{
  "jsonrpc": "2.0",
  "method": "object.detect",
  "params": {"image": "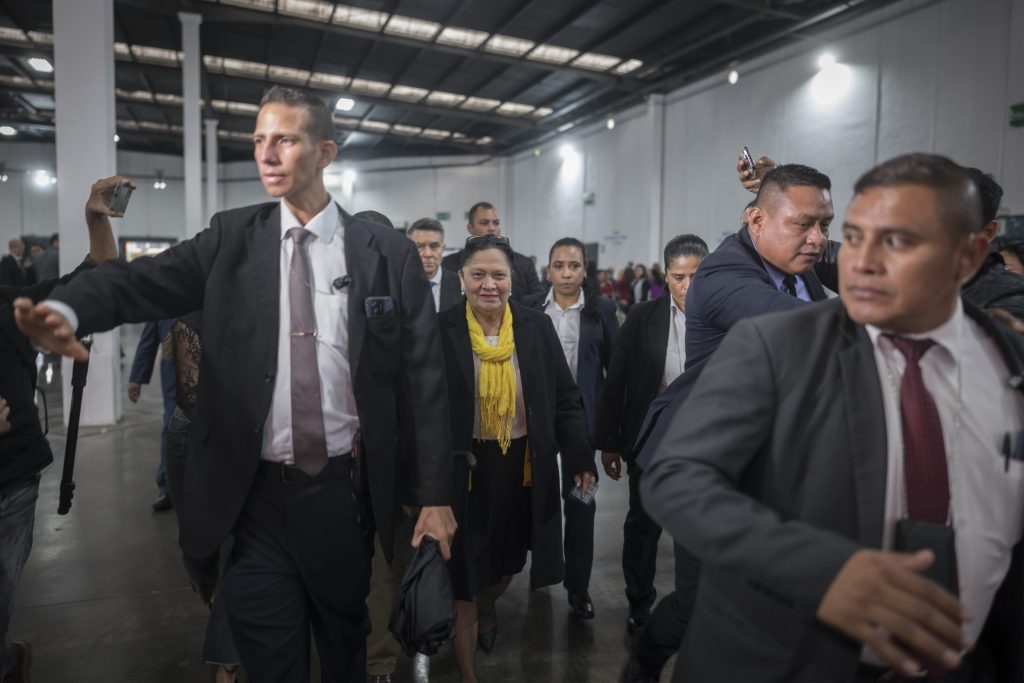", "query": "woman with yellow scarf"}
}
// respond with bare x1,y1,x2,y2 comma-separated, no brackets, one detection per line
438,236,597,683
